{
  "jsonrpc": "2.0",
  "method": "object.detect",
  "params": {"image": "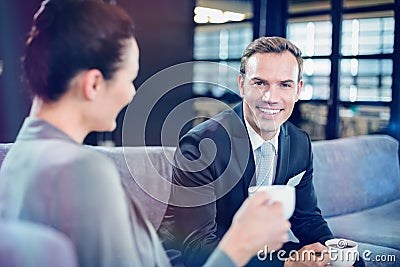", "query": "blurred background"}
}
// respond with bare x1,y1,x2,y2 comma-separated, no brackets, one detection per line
0,0,399,147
